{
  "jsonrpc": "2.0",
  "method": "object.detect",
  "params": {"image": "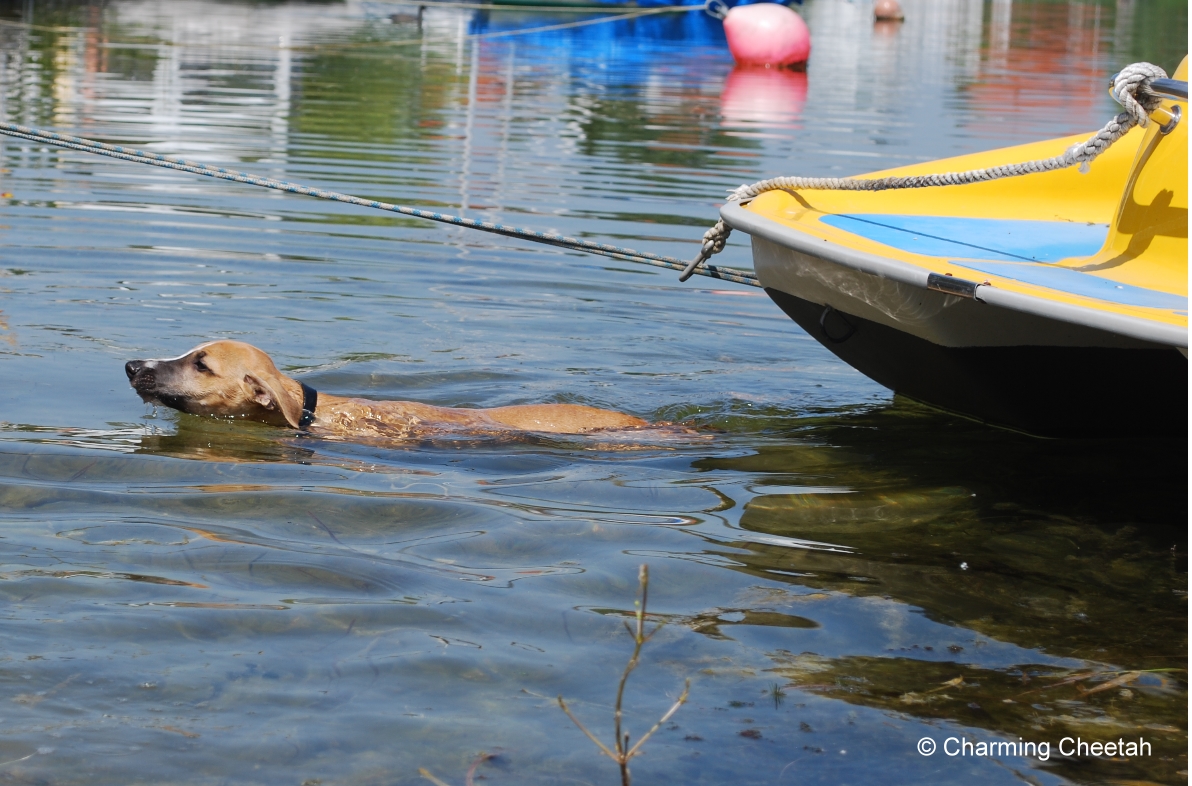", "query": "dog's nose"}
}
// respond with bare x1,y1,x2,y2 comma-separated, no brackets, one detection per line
125,360,144,380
